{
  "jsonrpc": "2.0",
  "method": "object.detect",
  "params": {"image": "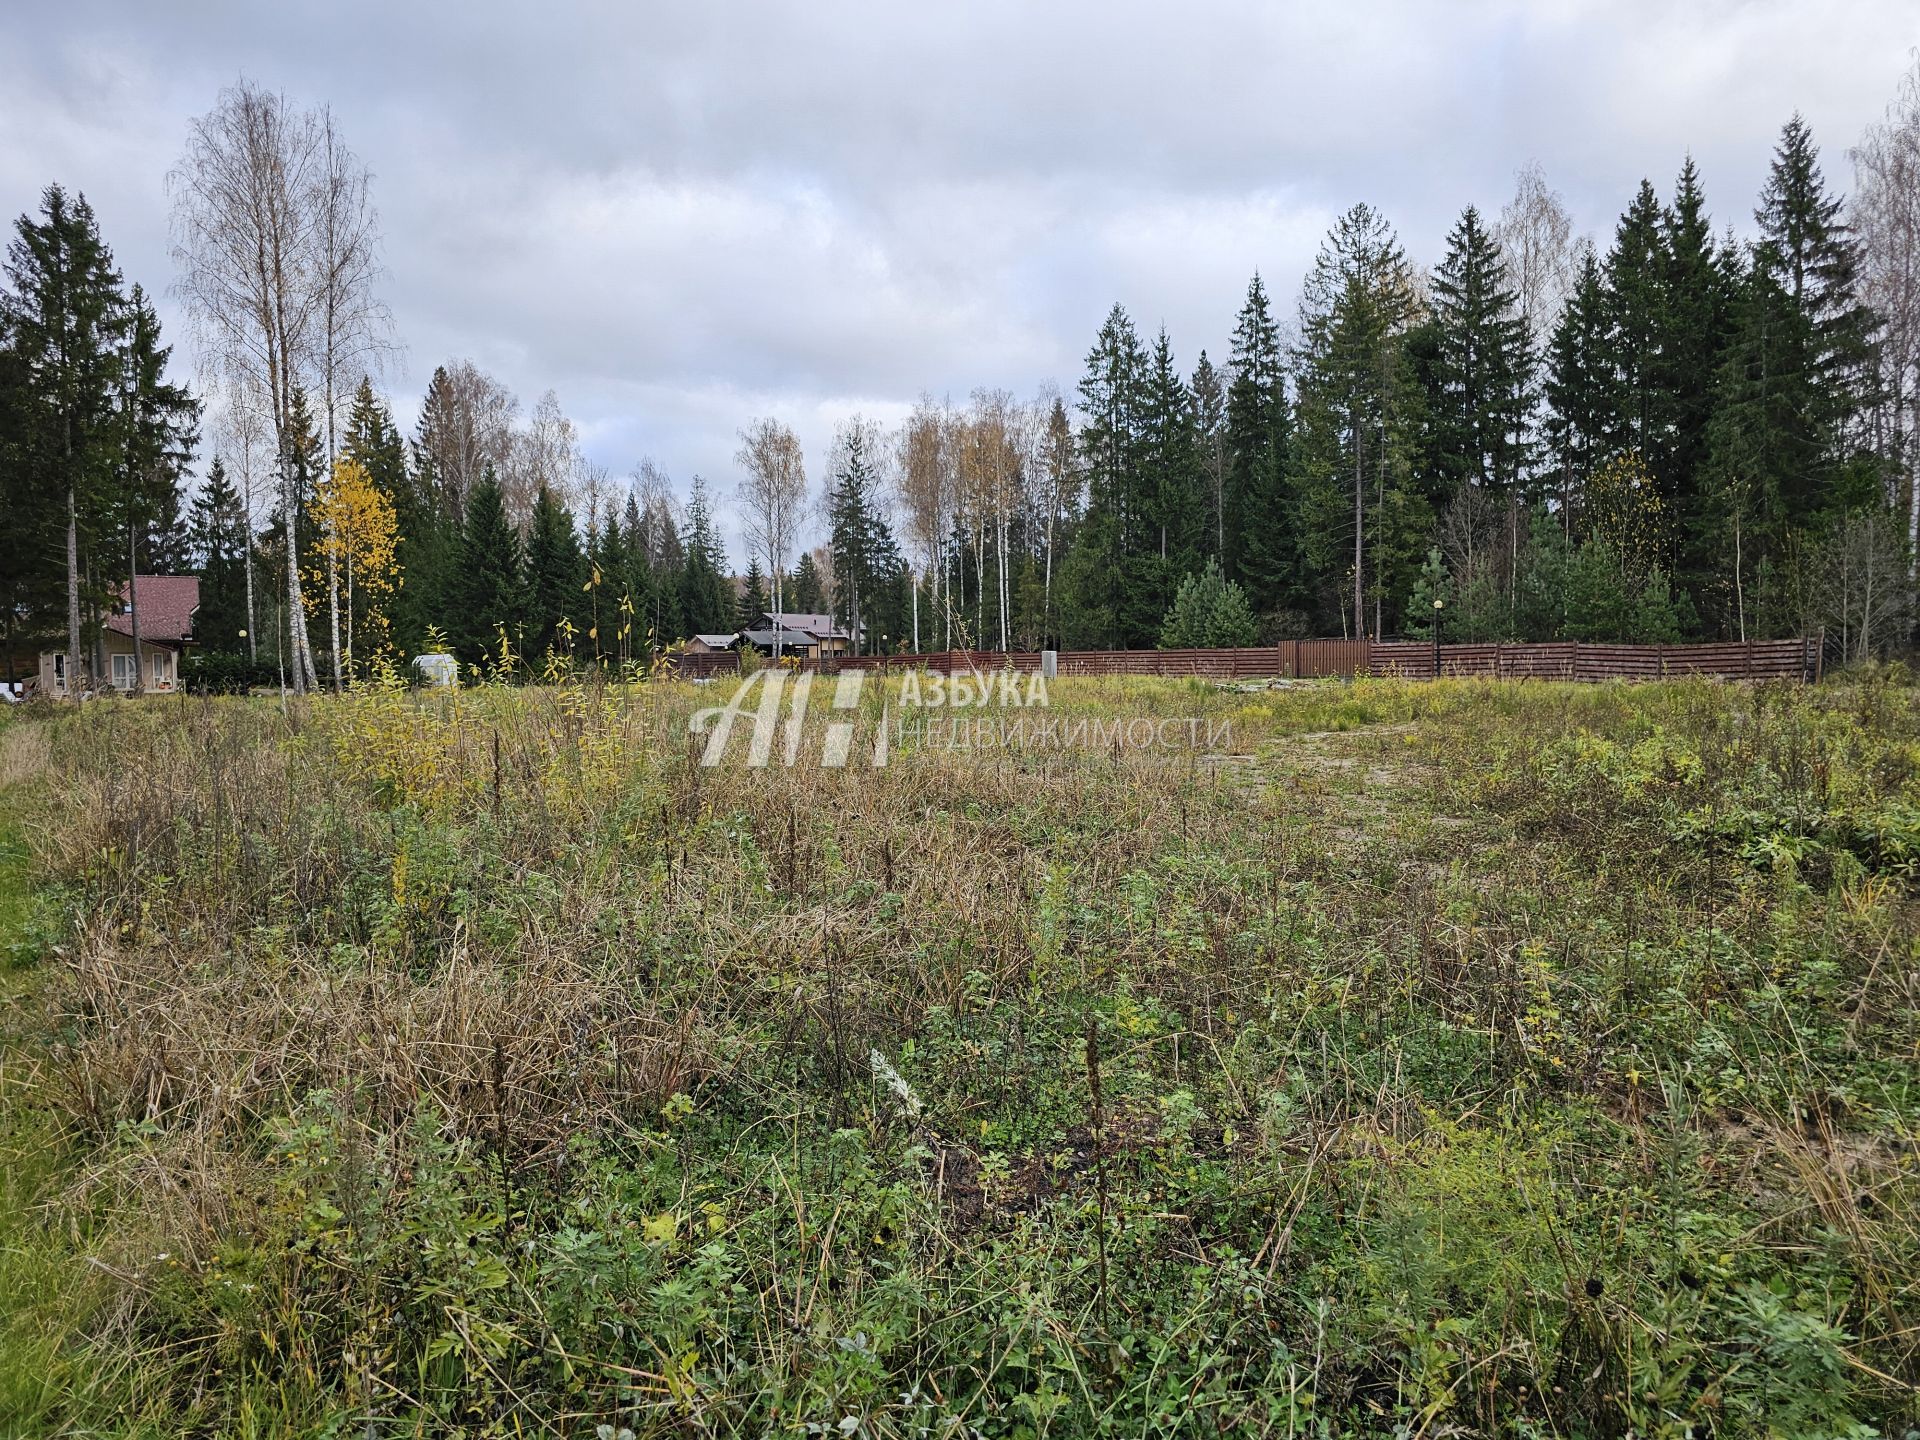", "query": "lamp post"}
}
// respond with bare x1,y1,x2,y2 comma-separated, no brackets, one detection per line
1431,598,1444,680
